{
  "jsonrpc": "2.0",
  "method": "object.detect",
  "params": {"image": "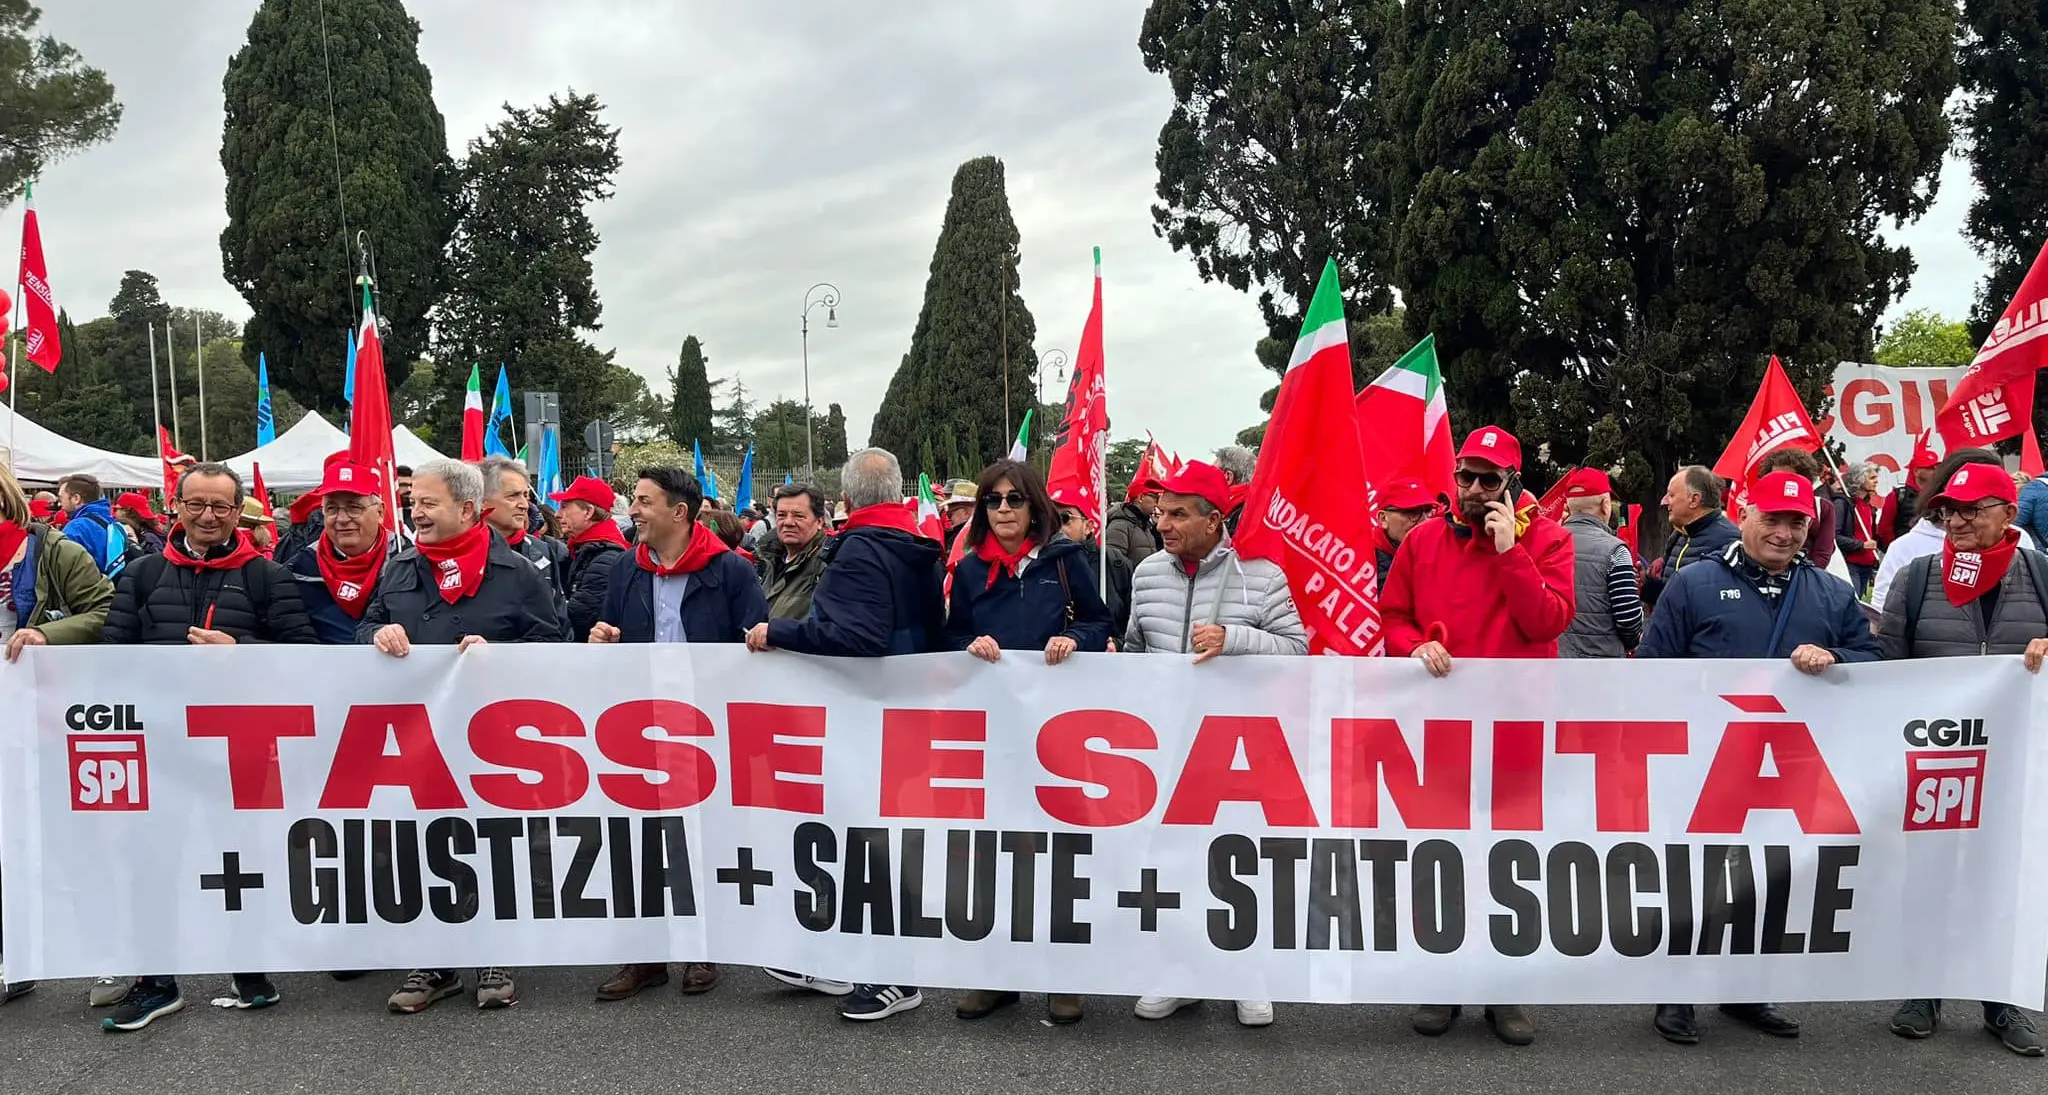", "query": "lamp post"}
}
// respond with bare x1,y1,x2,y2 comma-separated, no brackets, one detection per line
1034,349,1068,473
800,282,840,482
